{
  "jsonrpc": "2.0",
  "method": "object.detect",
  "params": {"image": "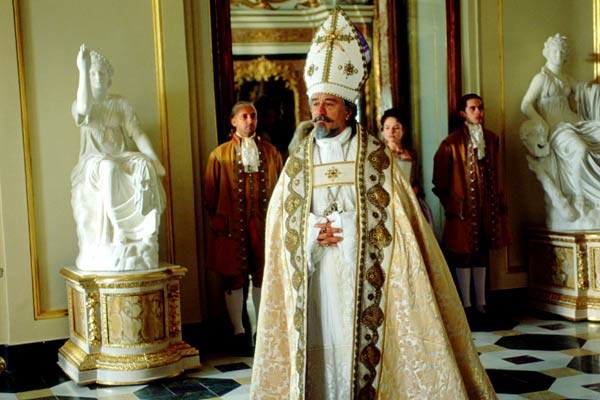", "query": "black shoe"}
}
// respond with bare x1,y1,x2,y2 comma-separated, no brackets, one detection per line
464,307,482,331
464,306,476,320
233,333,254,357
475,305,488,315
